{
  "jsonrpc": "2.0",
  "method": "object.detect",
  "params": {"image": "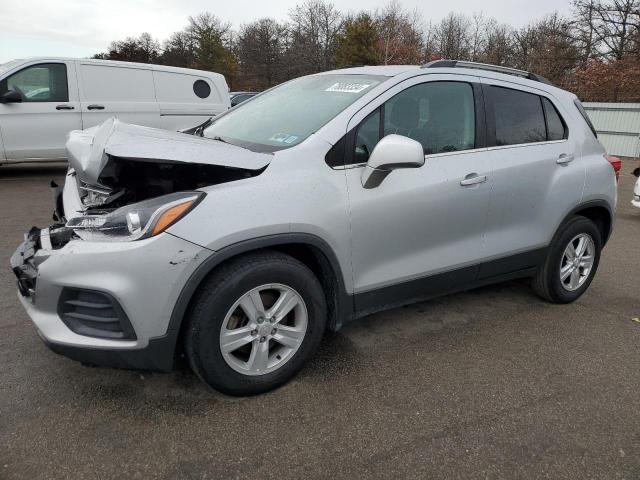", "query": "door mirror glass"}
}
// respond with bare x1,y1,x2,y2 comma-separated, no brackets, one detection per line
1,90,22,103
361,134,425,189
